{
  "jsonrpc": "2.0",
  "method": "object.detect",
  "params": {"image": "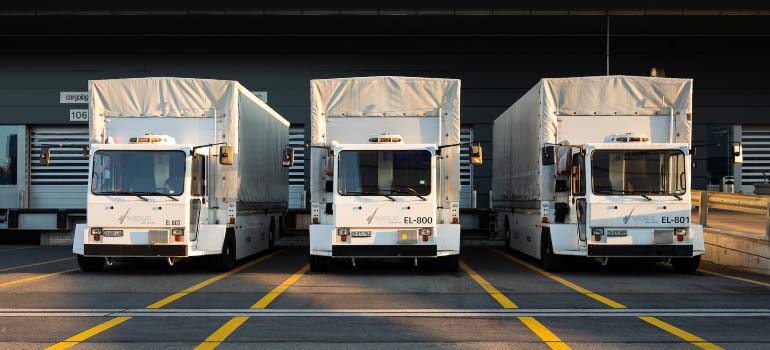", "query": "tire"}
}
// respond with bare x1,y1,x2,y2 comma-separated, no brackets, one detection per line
77,254,105,272
212,232,236,272
504,216,511,248
309,254,332,272
436,255,460,272
672,255,701,273
540,233,565,272
268,217,276,250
